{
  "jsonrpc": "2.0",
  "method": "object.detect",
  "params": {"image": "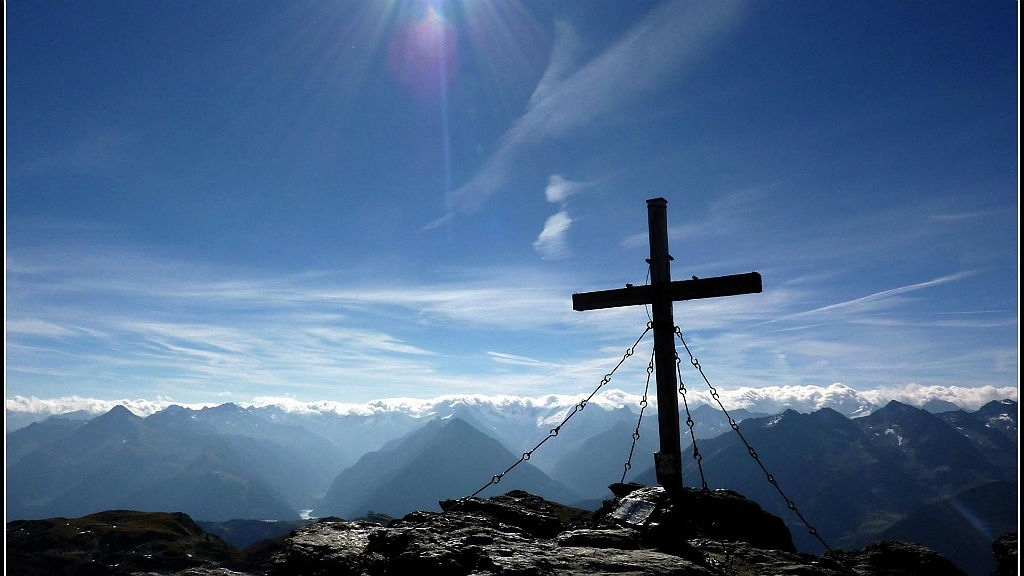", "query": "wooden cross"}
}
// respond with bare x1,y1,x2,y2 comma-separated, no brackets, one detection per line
572,197,761,491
